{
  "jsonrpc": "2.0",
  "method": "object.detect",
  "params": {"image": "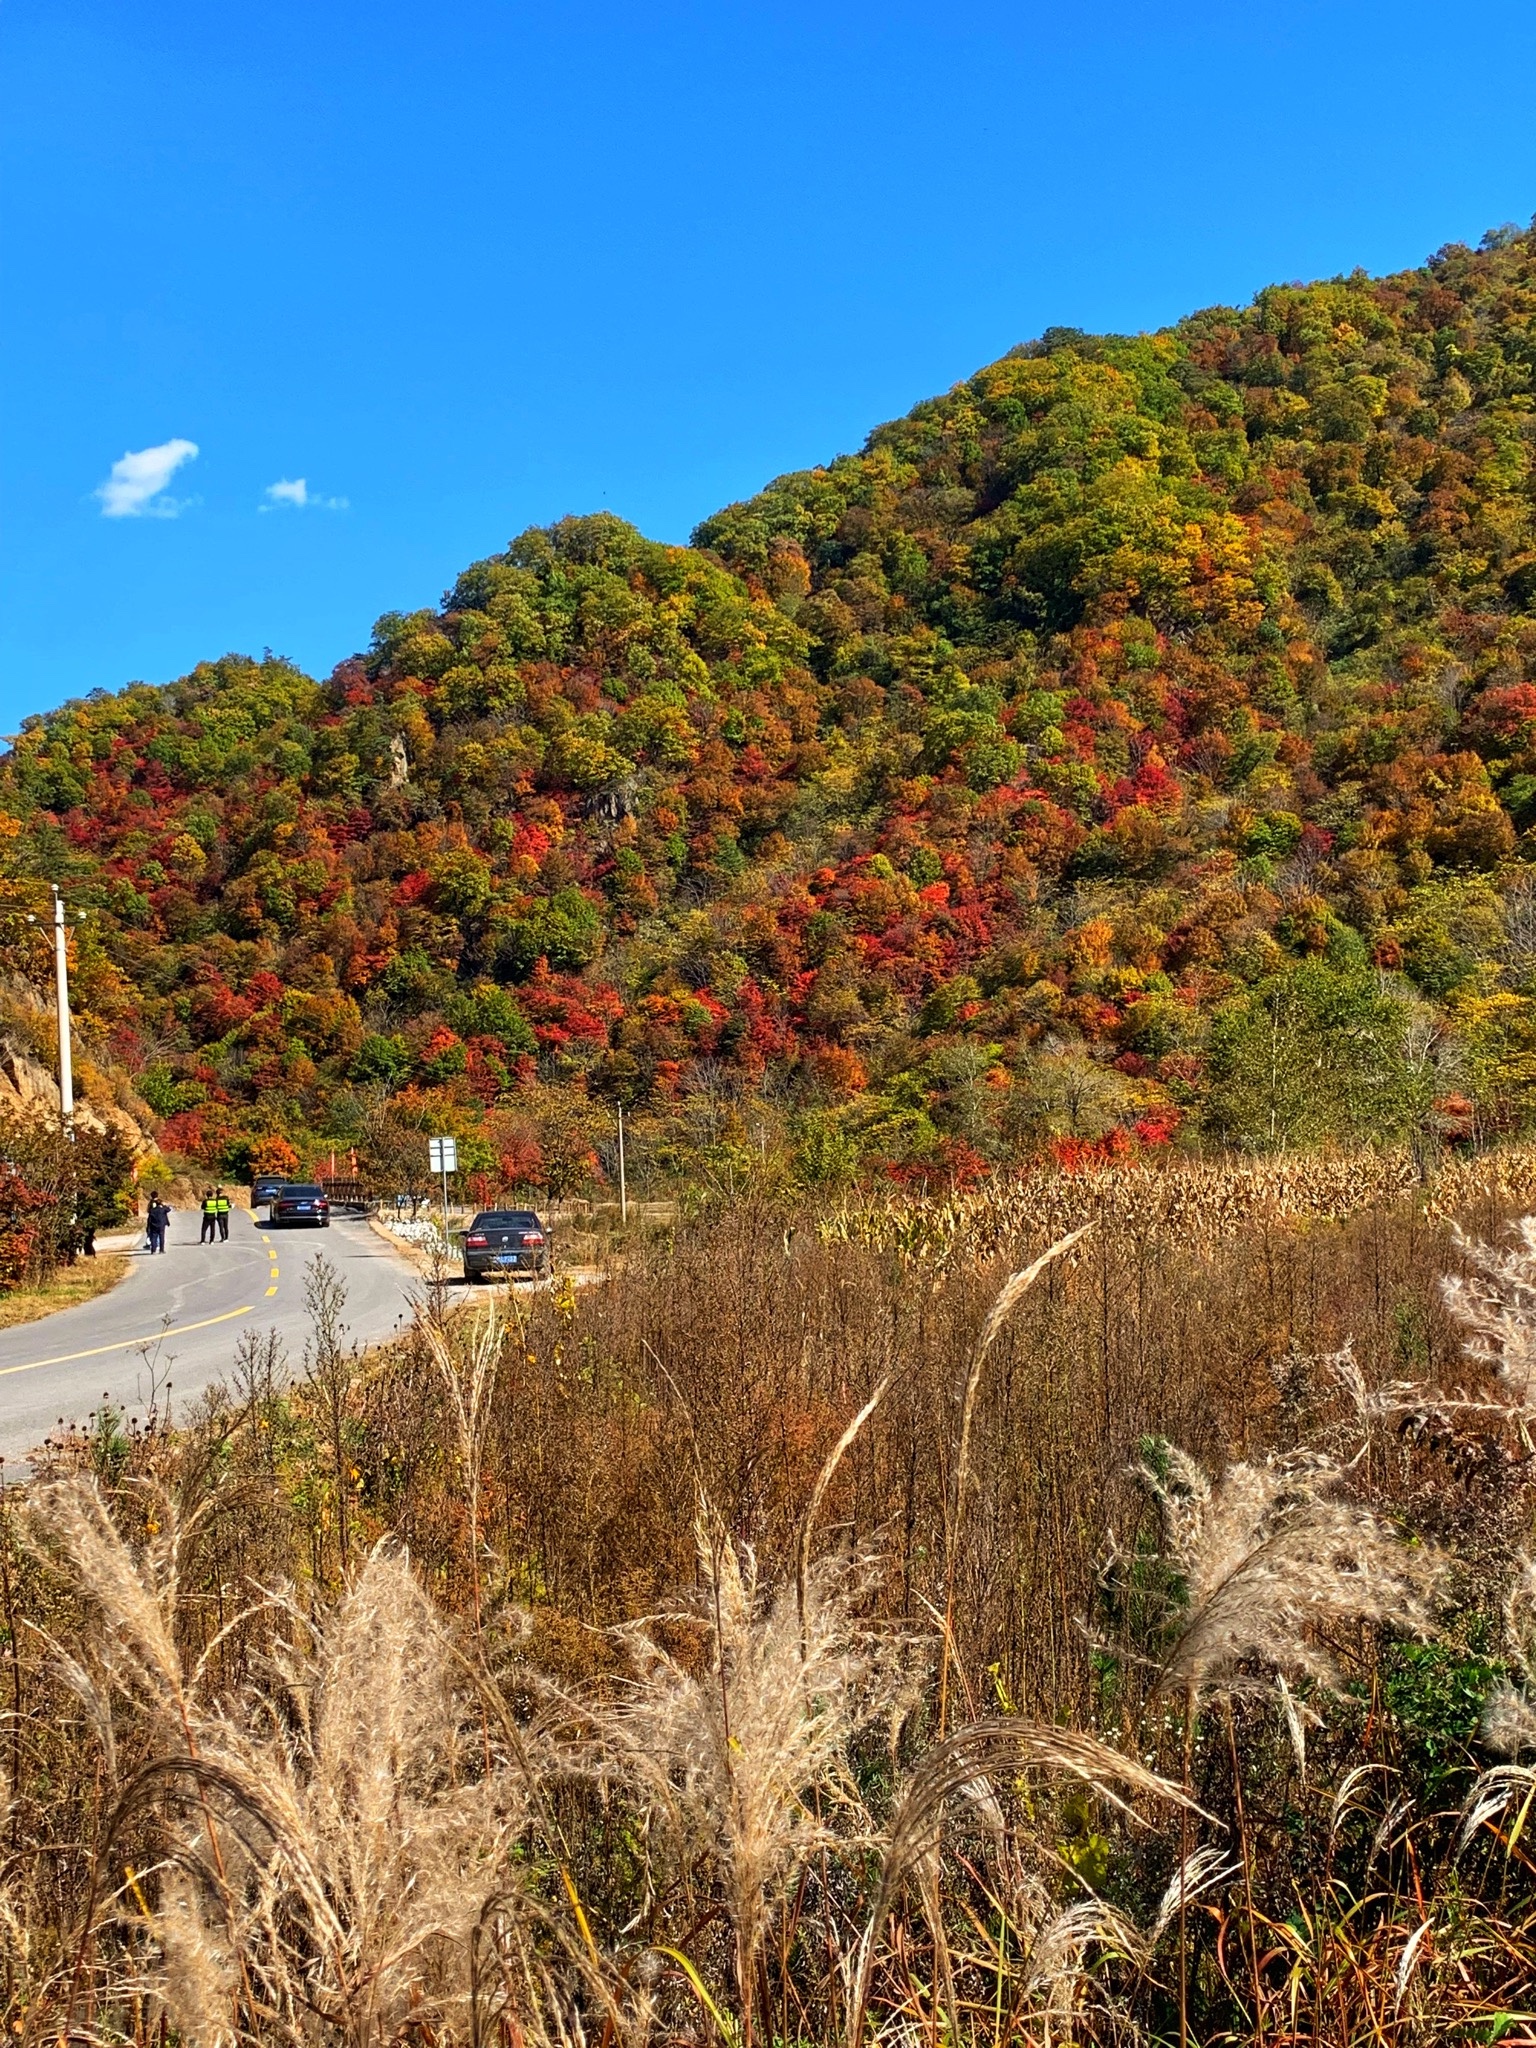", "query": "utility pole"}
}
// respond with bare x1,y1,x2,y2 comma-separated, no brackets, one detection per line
52,888,76,1138
617,1102,628,1226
